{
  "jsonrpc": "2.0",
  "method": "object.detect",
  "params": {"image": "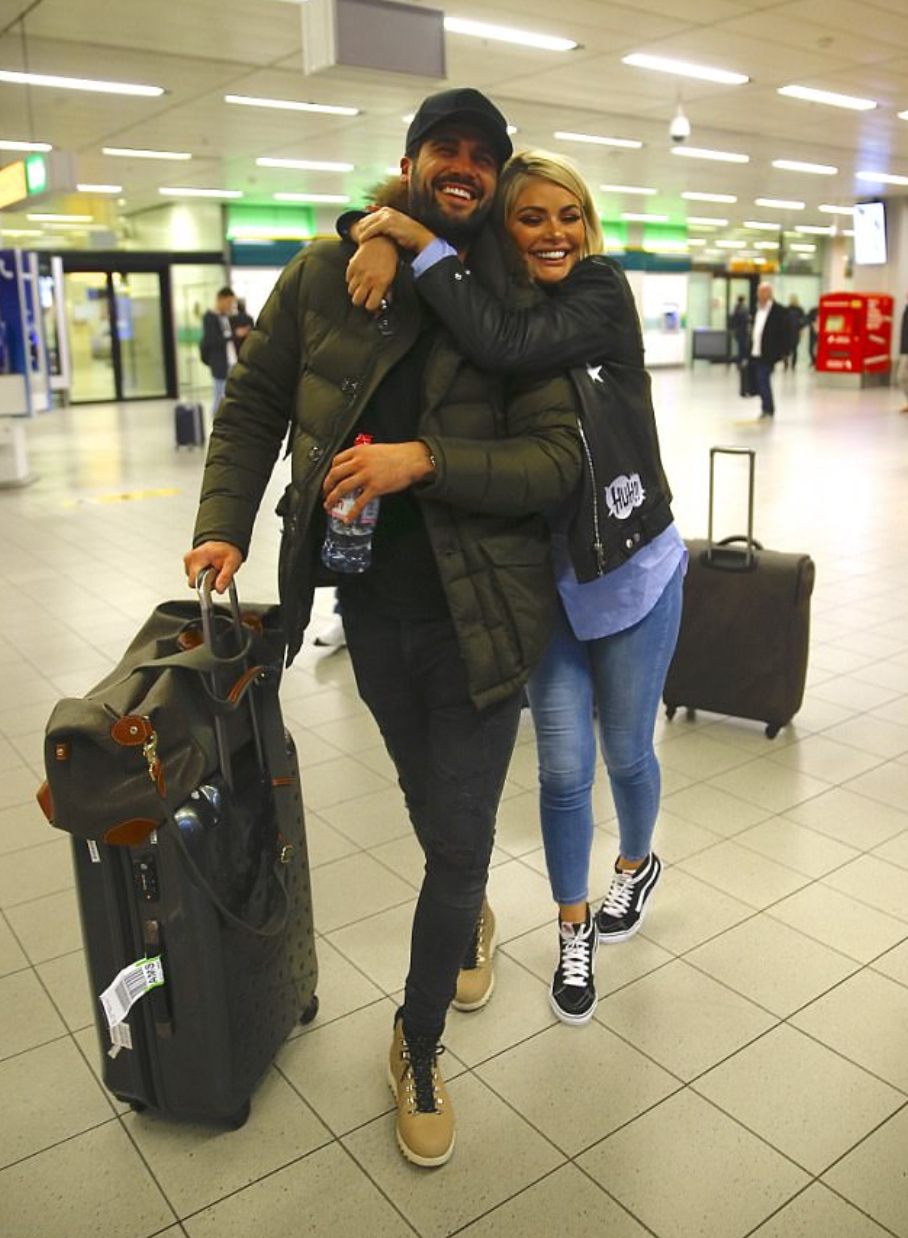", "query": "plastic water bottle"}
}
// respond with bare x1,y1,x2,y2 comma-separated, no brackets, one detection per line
321,433,380,573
